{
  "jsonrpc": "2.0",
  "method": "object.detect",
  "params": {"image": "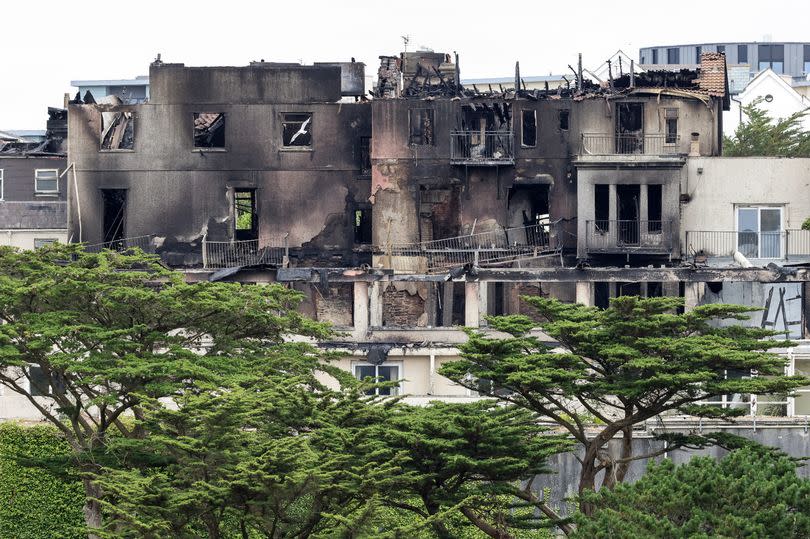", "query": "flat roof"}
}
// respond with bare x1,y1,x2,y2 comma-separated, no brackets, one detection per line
641,41,810,50
70,76,149,87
